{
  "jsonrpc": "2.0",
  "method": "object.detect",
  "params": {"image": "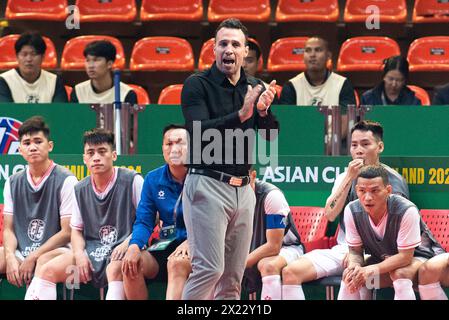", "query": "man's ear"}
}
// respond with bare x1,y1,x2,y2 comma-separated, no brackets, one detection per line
48,140,54,153
378,141,384,154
